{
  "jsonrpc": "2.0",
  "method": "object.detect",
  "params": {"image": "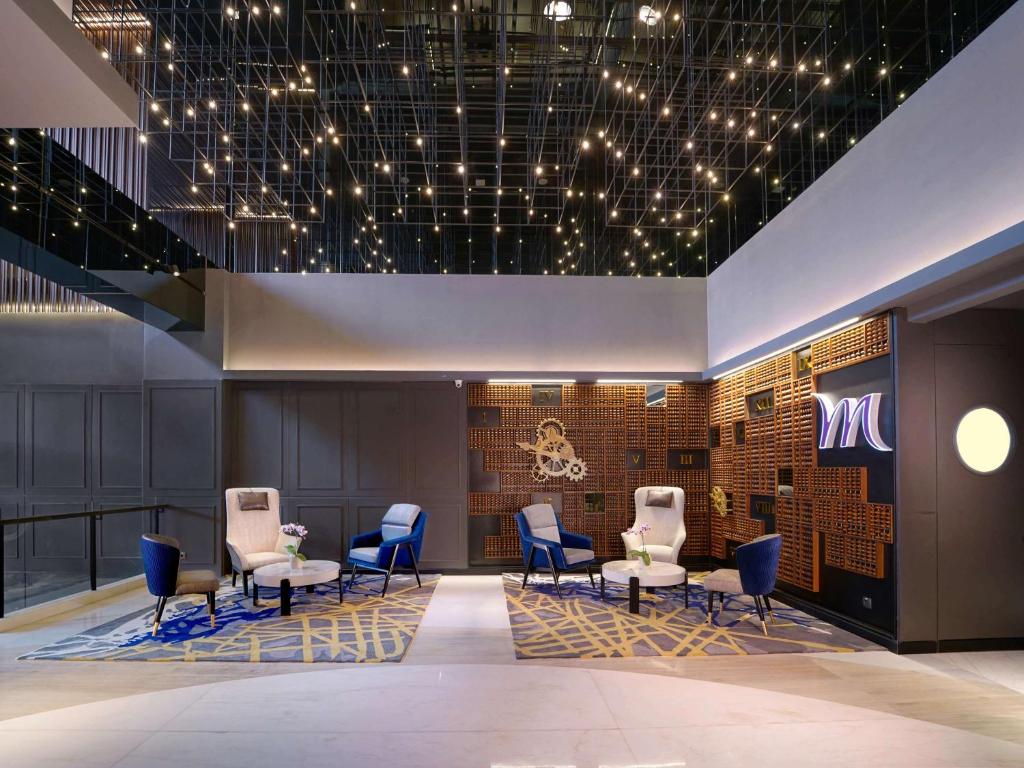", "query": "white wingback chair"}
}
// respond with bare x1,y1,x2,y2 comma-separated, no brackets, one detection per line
225,487,289,595
621,486,686,564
